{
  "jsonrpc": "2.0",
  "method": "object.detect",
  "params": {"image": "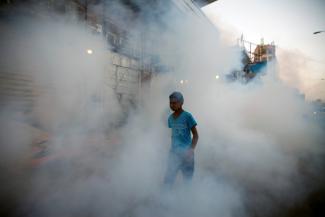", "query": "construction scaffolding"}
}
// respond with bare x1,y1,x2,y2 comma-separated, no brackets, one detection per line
228,35,276,82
